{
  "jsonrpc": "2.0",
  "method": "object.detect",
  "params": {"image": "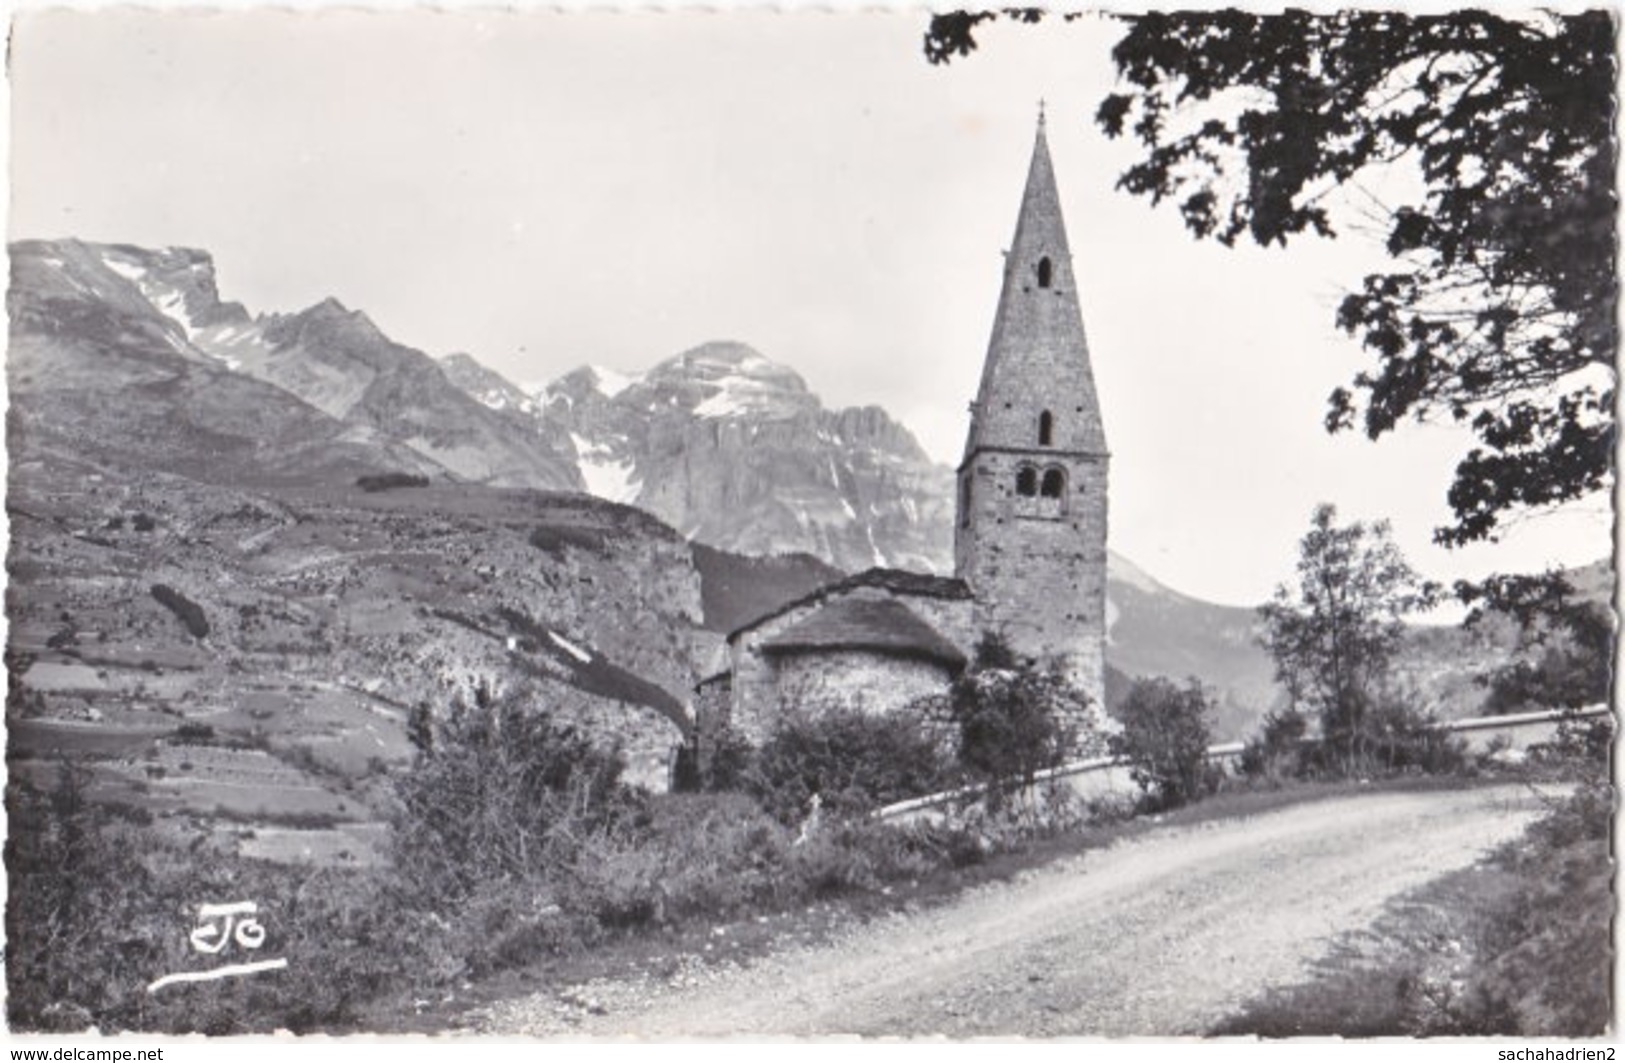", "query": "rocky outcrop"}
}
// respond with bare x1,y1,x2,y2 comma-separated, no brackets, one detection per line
535,342,954,575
